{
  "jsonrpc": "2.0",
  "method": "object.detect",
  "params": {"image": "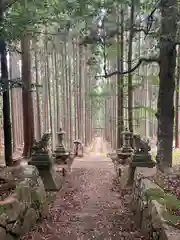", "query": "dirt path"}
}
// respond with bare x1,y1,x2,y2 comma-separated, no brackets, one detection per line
22,141,147,240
